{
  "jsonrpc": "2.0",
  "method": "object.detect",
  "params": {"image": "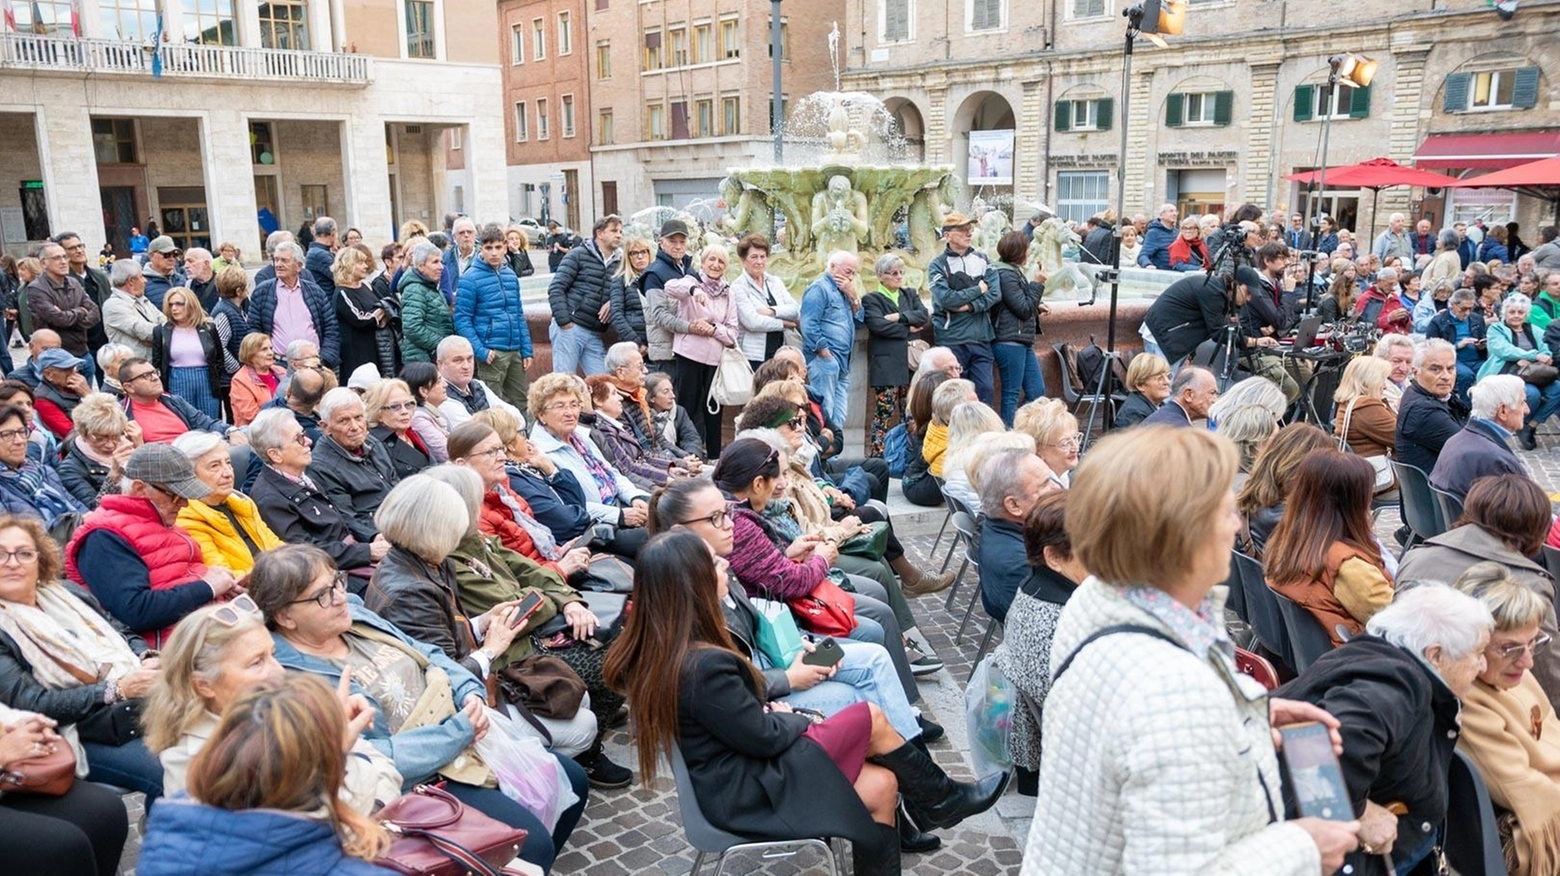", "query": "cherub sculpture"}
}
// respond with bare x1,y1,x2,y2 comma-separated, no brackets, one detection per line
810,175,869,260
